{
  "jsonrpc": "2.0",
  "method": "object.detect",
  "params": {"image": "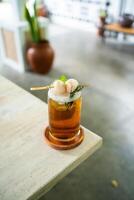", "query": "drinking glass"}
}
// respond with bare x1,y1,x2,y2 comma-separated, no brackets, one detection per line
48,89,82,141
